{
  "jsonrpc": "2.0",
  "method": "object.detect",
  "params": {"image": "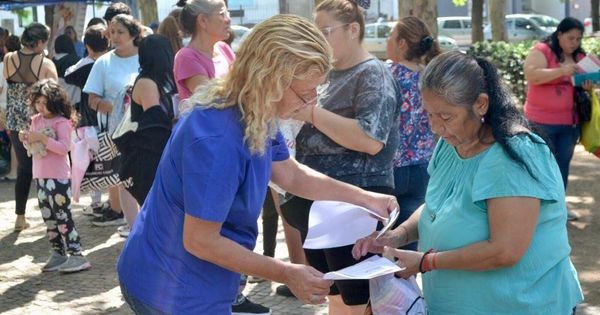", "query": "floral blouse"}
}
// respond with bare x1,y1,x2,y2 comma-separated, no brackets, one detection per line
390,63,435,168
